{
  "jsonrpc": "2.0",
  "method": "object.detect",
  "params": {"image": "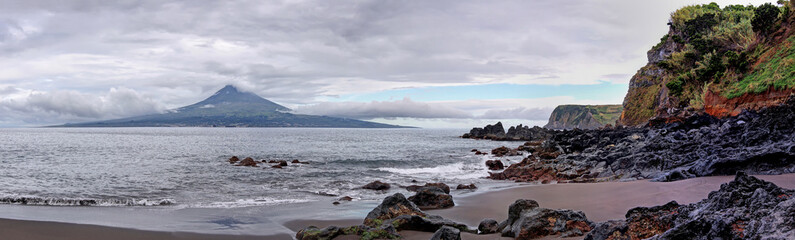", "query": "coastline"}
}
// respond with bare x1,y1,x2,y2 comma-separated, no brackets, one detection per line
3,173,793,240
